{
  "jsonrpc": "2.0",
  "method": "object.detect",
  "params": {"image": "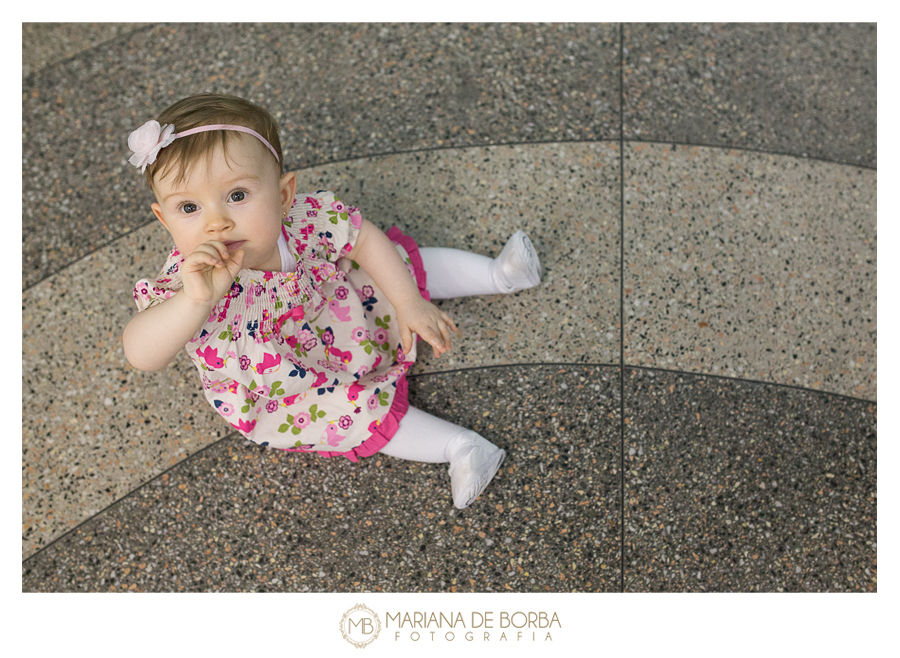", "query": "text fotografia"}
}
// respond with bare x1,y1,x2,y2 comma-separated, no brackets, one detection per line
387,611,561,642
